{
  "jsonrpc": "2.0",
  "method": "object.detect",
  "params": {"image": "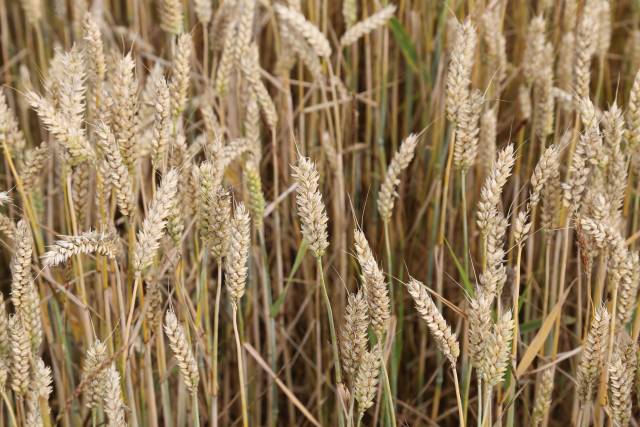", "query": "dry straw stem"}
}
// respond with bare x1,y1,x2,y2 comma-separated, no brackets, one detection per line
353,344,381,416
445,19,476,122
42,230,120,267
406,278,459,366
378,133,420,222
225,203,251,305
133,169,179,274
292,156,329,258
160,0,183,34
339,4,396,46
170,33,192,118
340,290,370,377
576,304,609,402
354,229,390,337
164,310,200,394
274,4,332,58
477,144,515,235
95,123,136,216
